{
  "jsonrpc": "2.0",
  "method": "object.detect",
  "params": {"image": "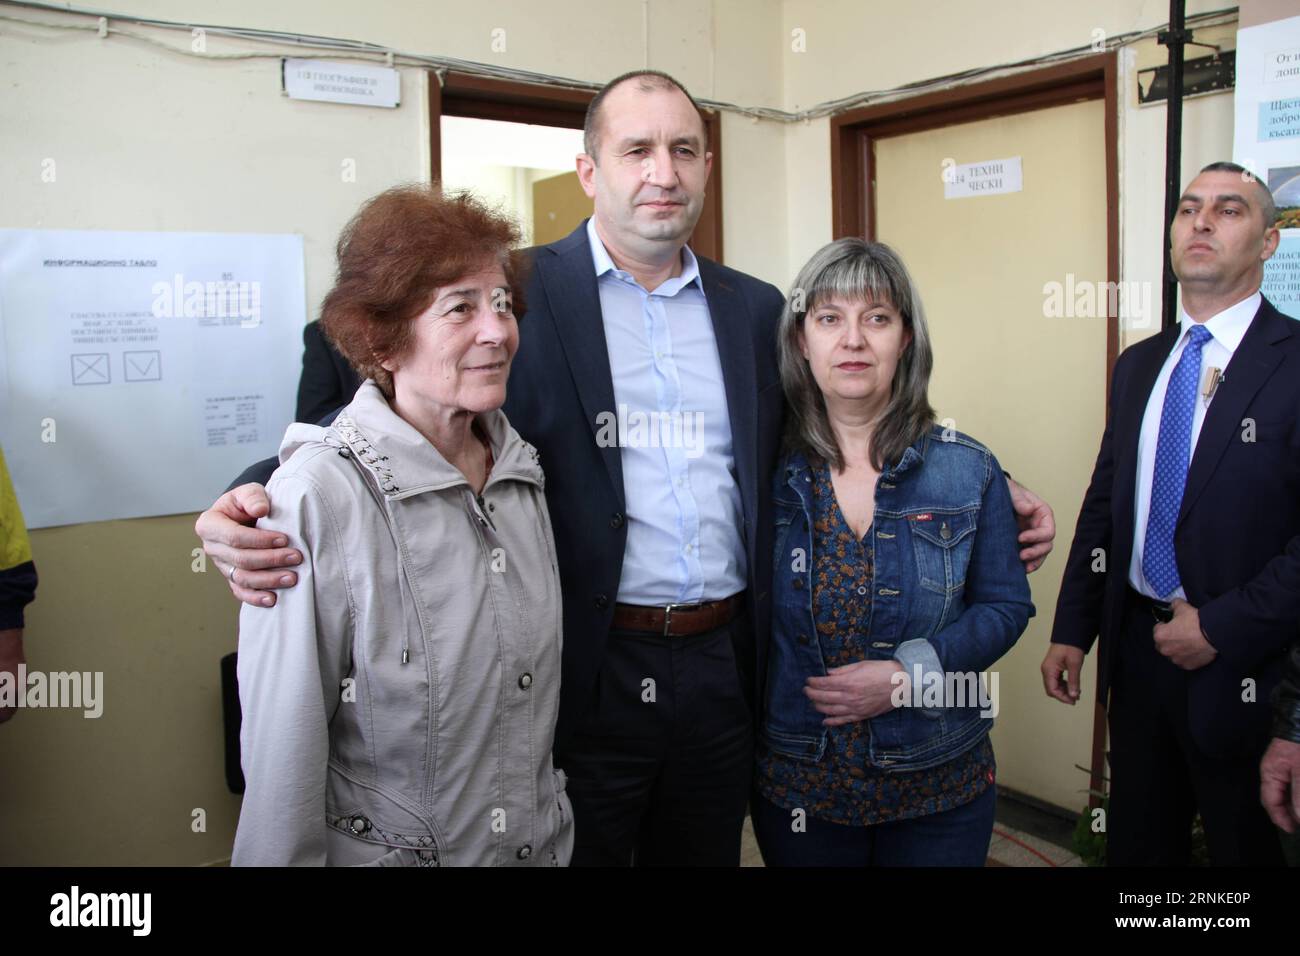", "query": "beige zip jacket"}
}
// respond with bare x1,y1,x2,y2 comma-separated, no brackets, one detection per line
233,380,573,866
